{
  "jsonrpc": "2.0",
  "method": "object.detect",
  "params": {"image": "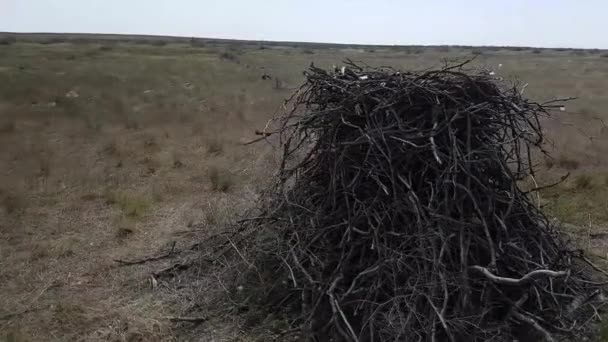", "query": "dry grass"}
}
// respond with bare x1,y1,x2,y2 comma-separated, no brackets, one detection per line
557,155,580,170
208,166,237,192
575,174,594,189
1,40,608,341
205,137,224,155
542,173,608,226
0,120,16,134
0,191,26,215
